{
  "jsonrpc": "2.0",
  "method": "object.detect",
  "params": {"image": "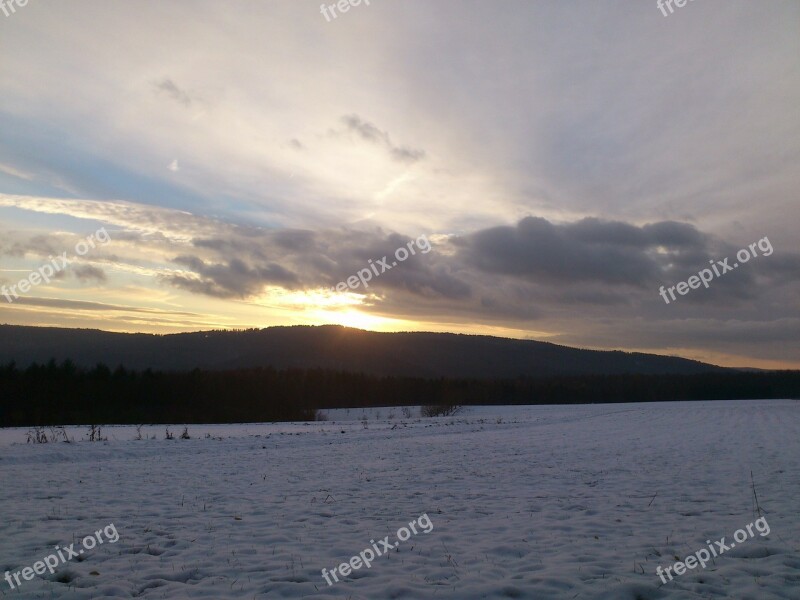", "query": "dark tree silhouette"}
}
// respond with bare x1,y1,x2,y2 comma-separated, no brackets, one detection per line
0,361,797,427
